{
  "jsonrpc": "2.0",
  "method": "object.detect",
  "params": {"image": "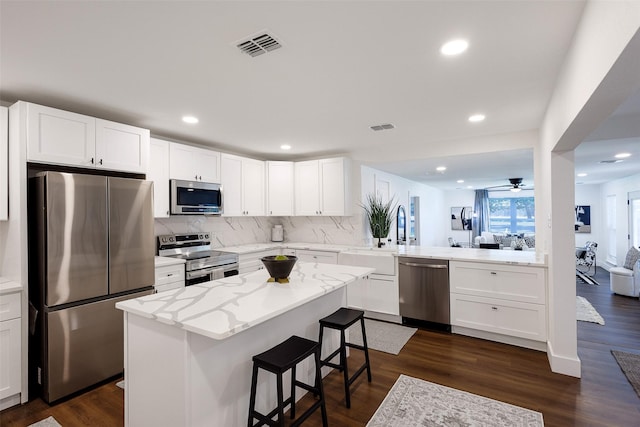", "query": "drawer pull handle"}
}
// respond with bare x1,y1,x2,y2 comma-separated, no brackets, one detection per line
490,272,497,275
167,274,173,277
492,306,498,311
